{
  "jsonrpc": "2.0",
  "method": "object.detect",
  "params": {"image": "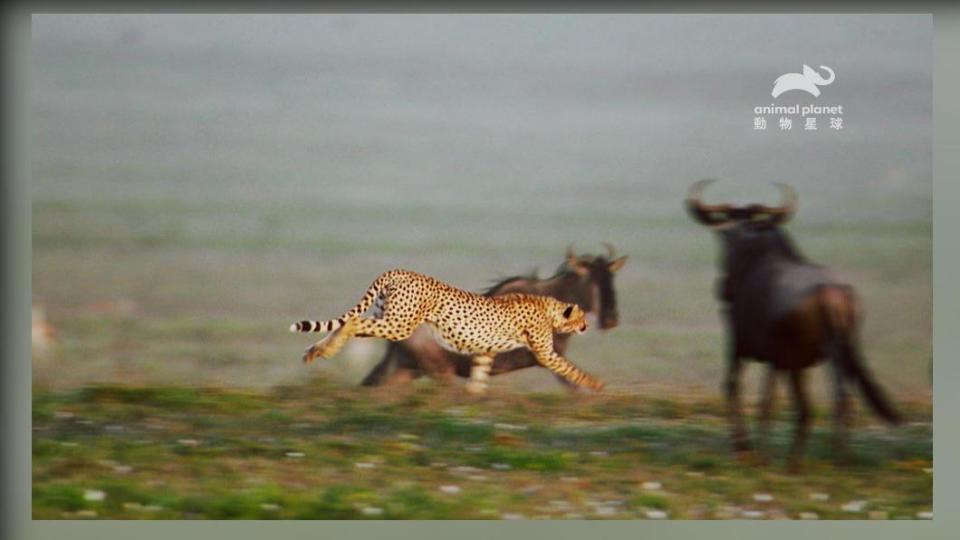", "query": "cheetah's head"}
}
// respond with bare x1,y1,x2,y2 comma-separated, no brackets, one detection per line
552,301,589,335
